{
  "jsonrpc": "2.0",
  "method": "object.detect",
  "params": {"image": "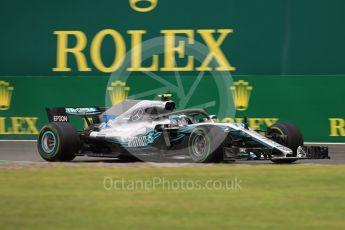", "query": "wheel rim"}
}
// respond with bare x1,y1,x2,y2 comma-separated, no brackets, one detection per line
41,131,56,155
192,134,209,157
